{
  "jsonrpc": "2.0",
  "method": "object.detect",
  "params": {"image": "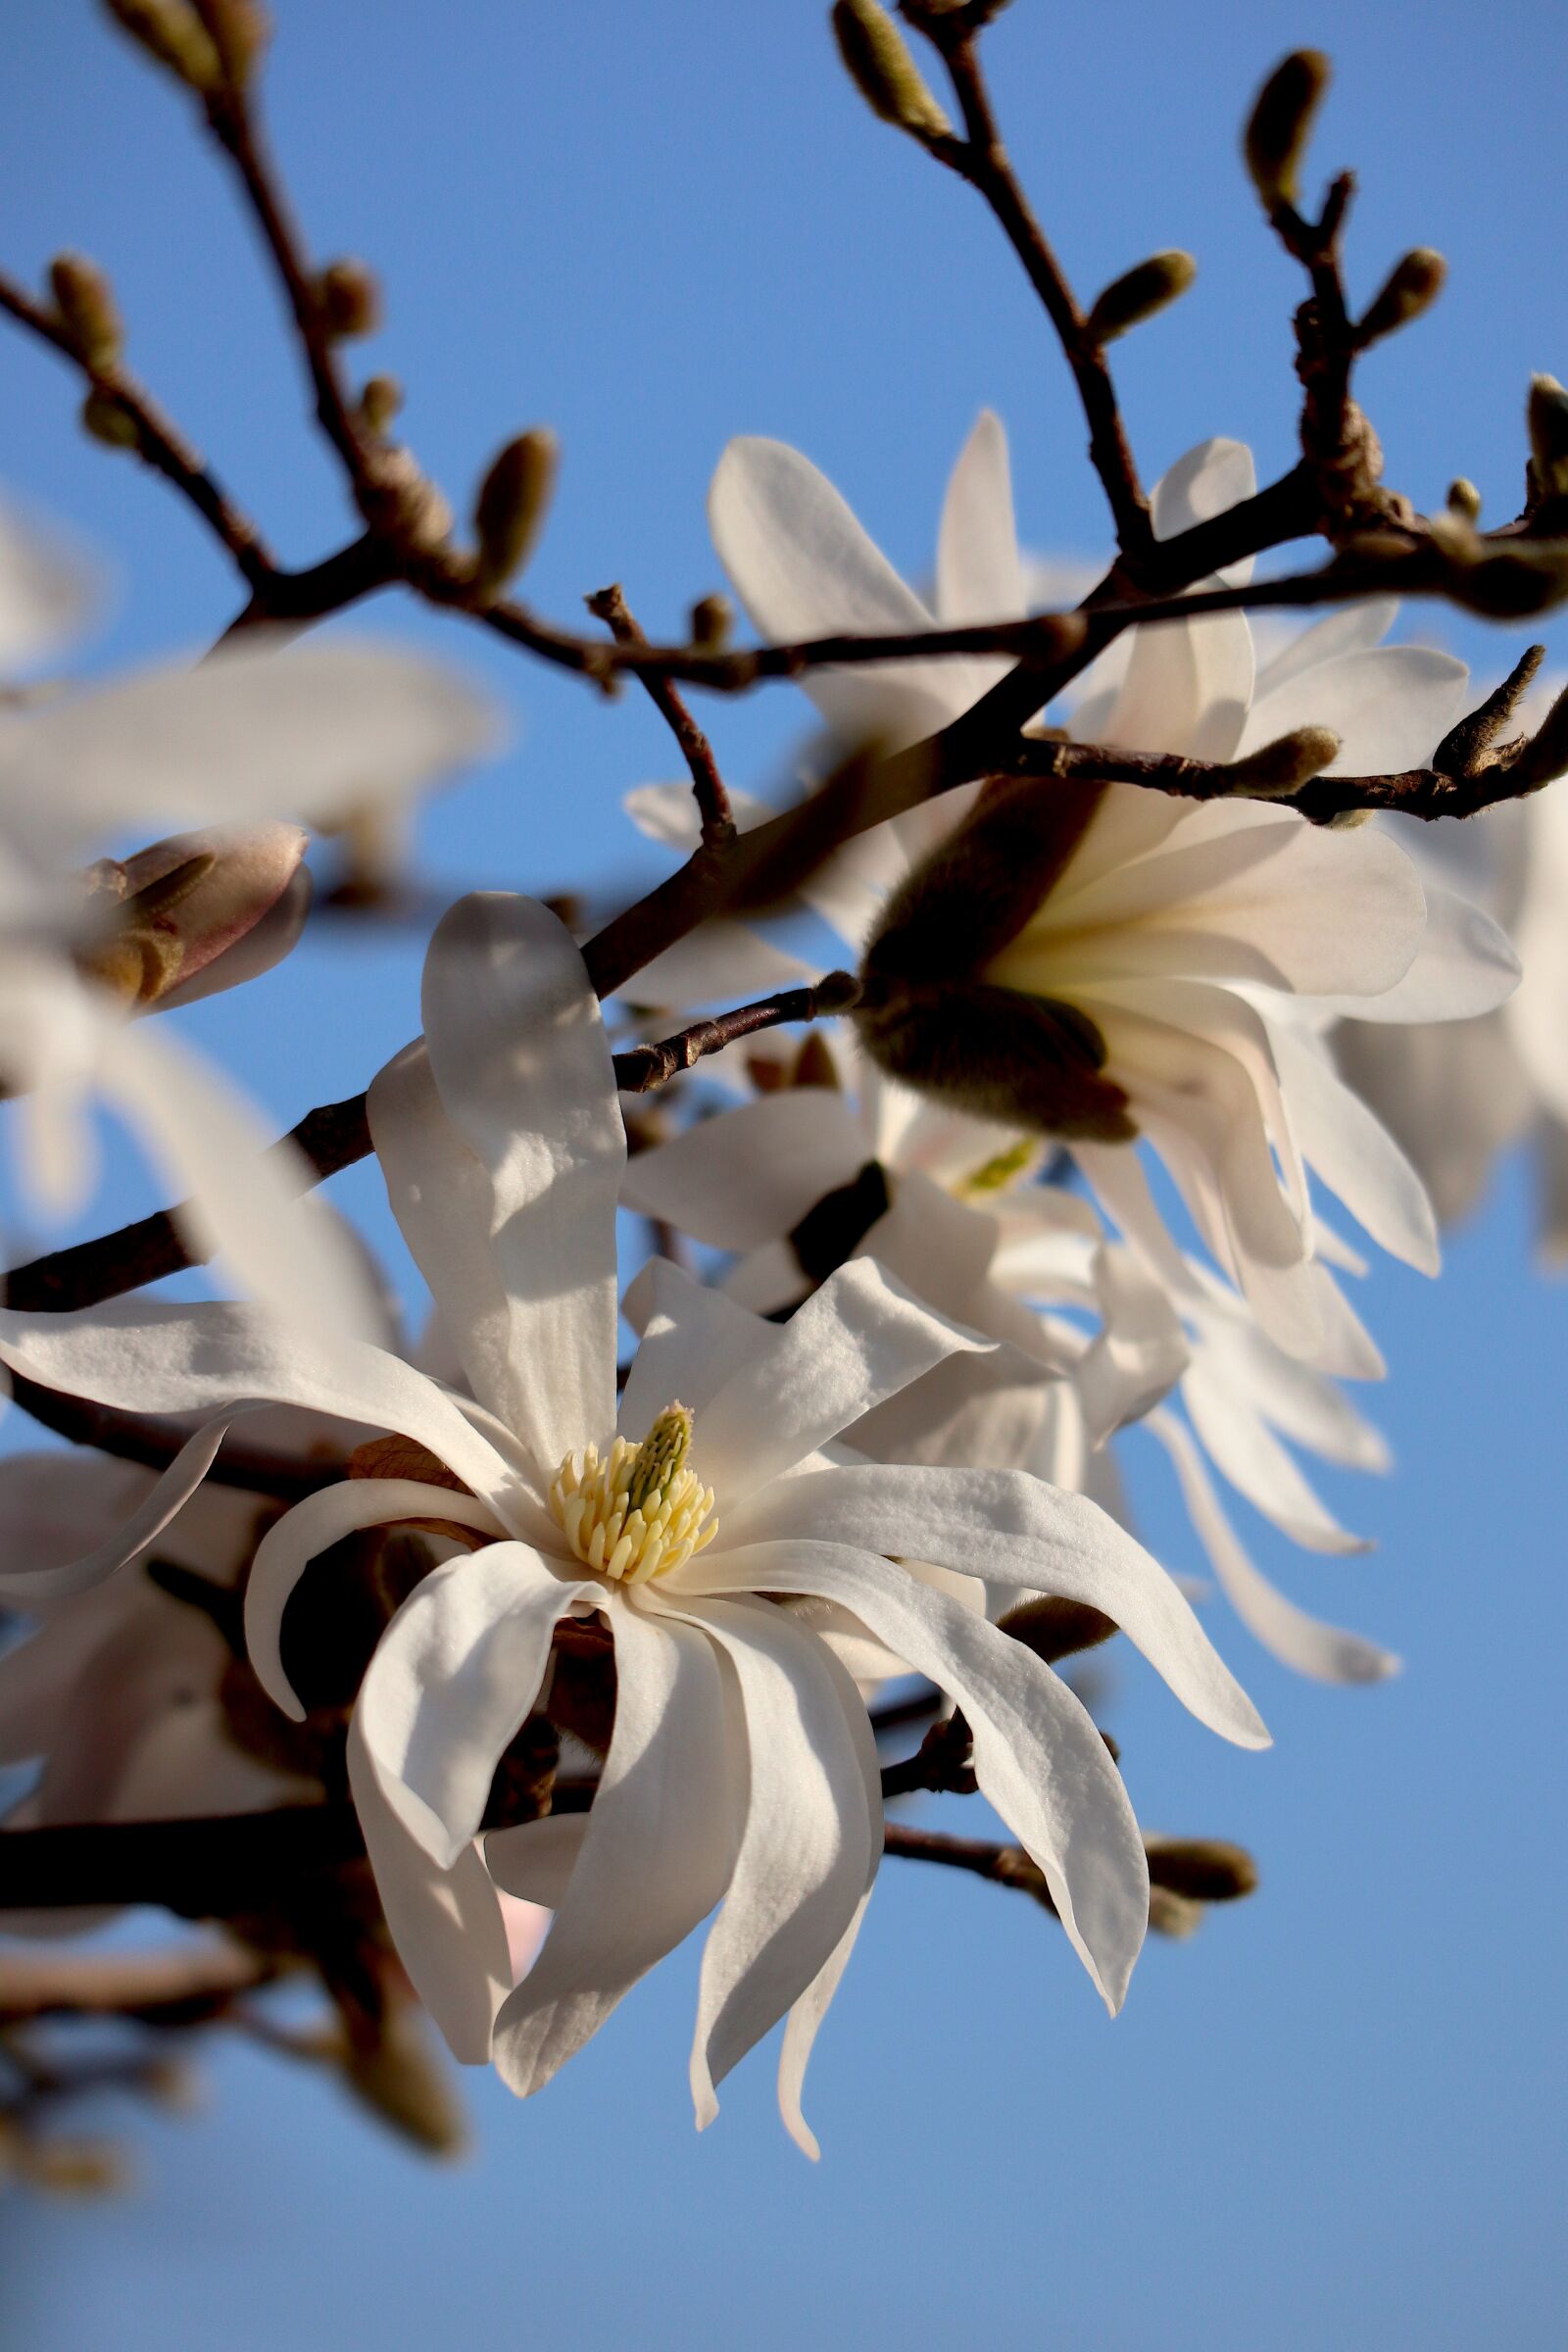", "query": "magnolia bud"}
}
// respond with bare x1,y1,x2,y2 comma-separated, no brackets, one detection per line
191,0,270,84
1000,1594,1118,1665
1528,372,1568,499
1243,49,1330,210
1356,247,1446,347
830,0,952,141
1144,1837,1258,1902
315,258,381,341
80,391,140,449
472,427,558,596
1446,477,1483,523
49,253,123,372
341,2005,467,2156
689,591,732,650
1085,251,1197,345
78,823,310,1009
357,373,403,437
1147,1886,1204,1940
1444,539,1568,619
102,0,221,89
1224,724,1342,798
